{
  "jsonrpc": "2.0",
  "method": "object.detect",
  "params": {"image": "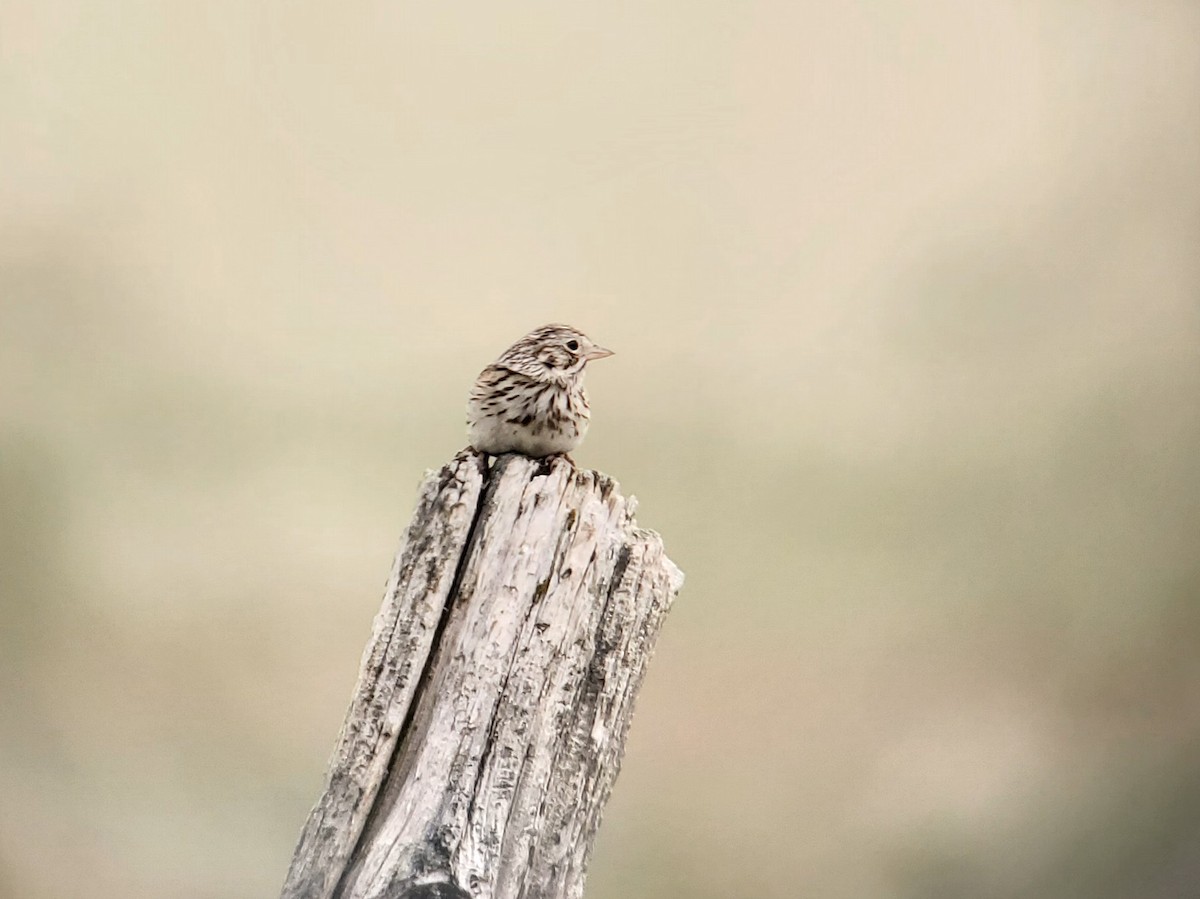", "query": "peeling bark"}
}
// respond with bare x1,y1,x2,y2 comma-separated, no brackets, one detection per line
280,451,683,899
